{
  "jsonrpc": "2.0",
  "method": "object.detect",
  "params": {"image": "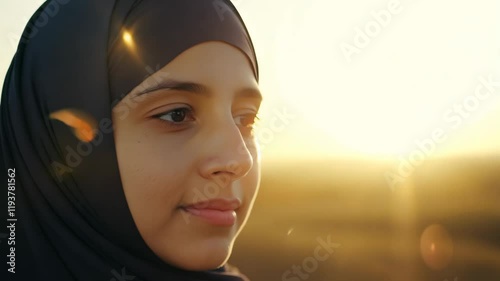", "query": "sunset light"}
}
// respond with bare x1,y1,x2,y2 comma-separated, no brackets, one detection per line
1,1,499,280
